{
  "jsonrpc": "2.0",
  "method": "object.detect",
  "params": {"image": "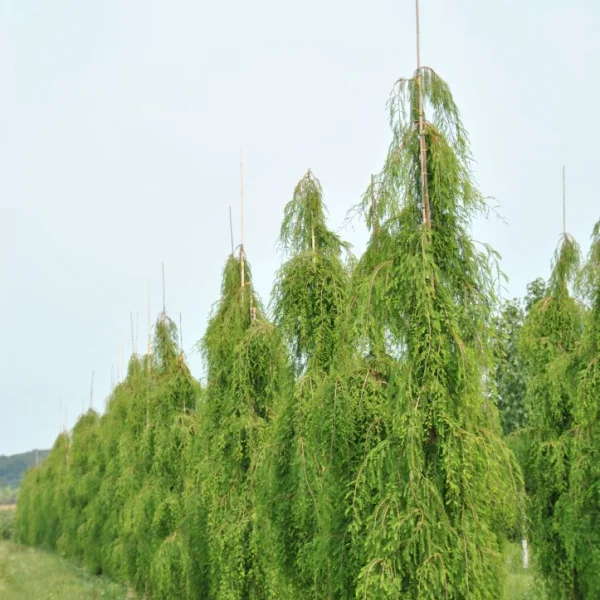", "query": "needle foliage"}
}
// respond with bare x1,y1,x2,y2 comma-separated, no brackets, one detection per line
187,253,288,599
345,67,522,599
18,63,600,600
16,315,200,599
568,222,600,598
520,234,583,599
261,171,351,598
